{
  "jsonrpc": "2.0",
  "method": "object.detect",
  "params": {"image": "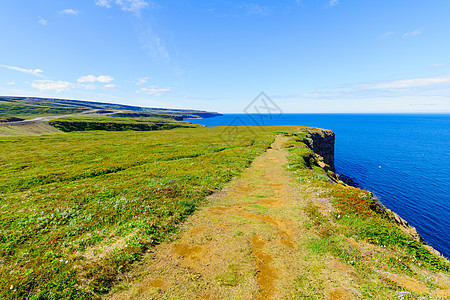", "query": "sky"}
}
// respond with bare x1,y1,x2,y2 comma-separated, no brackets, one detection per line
1,0,450,113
